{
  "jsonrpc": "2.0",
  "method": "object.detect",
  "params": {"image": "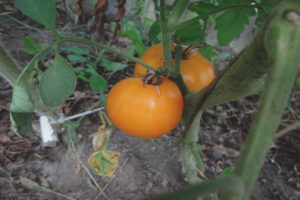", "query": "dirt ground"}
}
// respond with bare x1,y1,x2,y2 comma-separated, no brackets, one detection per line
1,2,300,200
